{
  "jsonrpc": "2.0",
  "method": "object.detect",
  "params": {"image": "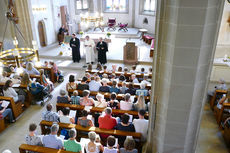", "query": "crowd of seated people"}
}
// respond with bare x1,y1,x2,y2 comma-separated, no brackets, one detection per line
16,65,151,153
25,106,147,152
